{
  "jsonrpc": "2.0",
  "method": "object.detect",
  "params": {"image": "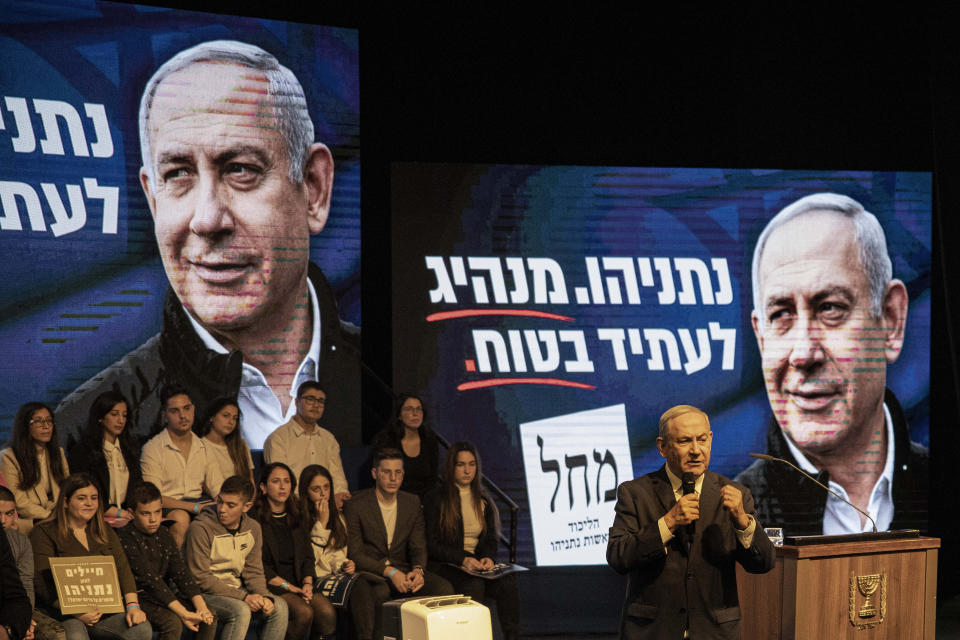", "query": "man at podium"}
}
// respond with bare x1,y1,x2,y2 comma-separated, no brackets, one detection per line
606,405,775,639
